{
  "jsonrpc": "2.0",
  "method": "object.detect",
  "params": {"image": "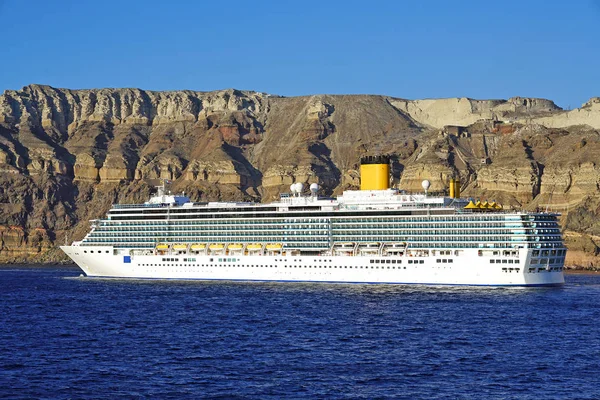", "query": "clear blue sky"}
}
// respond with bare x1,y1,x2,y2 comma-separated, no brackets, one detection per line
1,0,599,108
